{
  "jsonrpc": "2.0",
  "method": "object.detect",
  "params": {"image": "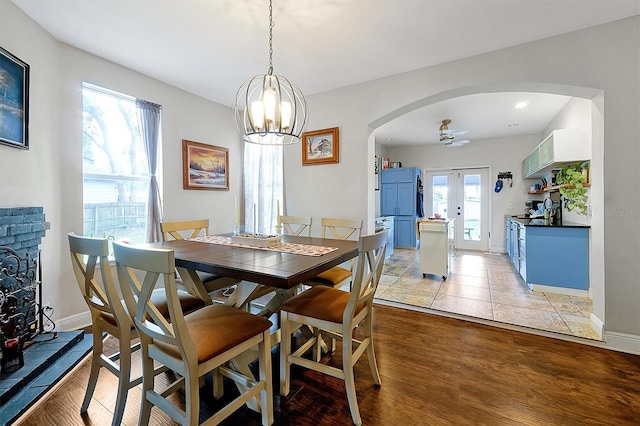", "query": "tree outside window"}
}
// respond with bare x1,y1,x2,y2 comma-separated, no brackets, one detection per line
82,84,153,245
